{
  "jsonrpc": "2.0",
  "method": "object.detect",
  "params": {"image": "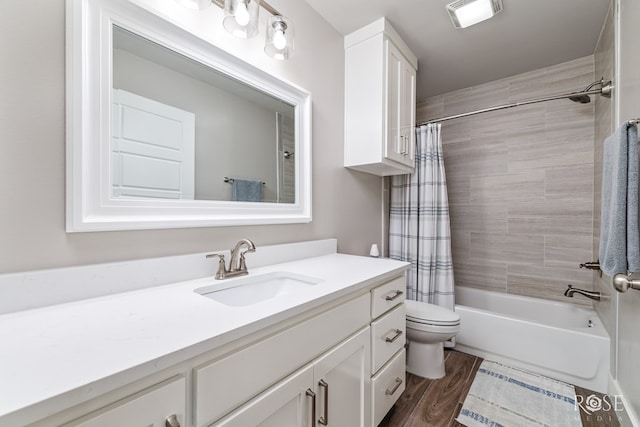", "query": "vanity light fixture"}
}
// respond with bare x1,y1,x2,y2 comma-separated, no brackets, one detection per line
446,0,503,29
175,0,294,59
265,15,294,60
223,0,260,39
175,0,212,10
